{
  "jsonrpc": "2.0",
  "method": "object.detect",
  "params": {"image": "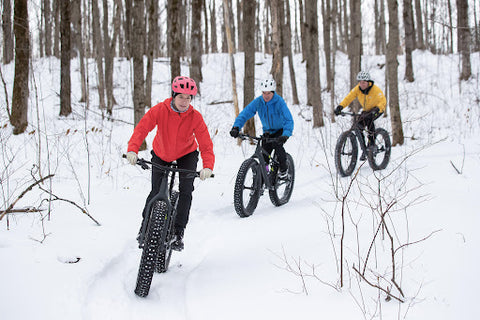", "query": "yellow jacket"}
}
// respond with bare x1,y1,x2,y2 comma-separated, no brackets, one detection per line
339,82,386,113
